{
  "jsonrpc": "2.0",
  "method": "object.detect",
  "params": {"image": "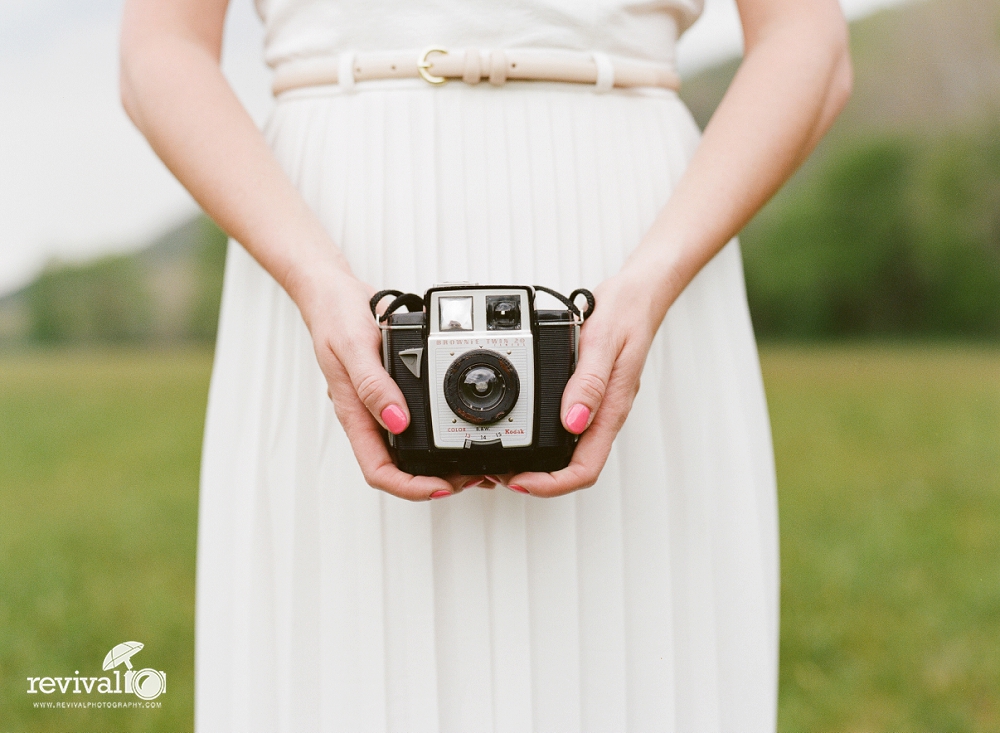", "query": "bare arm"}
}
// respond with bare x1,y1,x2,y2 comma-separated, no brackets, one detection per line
121,0,344,293
121,0,463,500
509,0,852,496
634,0,853,306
